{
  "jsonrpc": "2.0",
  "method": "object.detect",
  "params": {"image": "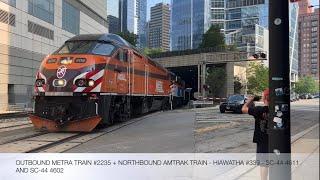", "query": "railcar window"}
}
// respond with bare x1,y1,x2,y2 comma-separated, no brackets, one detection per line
116,49,128,62
55,41,115,56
